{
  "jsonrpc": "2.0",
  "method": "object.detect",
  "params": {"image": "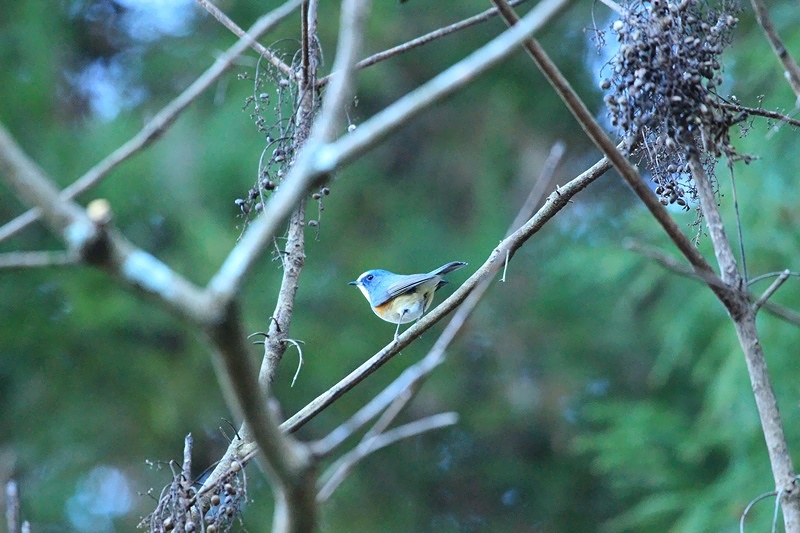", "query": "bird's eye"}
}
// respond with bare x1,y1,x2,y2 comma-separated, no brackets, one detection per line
365,274,374,282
